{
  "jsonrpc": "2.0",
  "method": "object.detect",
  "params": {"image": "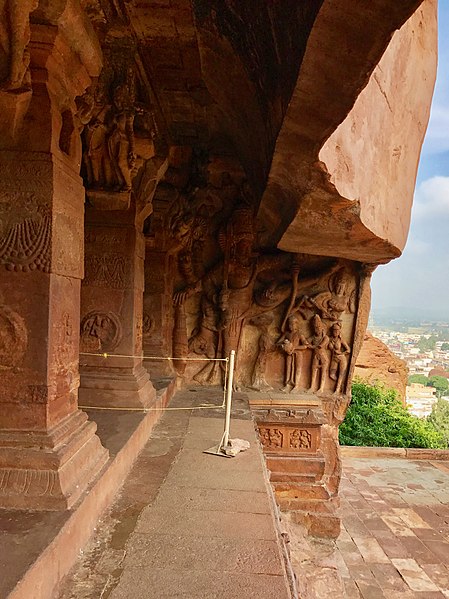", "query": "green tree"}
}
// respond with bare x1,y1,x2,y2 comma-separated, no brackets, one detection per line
408,374,428,386
441,343,449,351
418,335,437,352
339,380,445,449
427,375,449,398
428,398,449,447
